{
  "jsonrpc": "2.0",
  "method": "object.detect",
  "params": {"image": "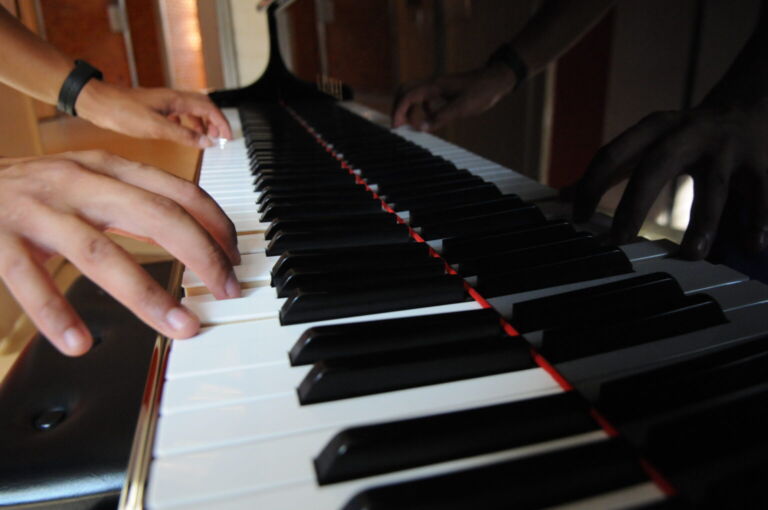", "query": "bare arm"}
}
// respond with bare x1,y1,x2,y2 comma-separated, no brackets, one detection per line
392,0,615,131
0,6,232,146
